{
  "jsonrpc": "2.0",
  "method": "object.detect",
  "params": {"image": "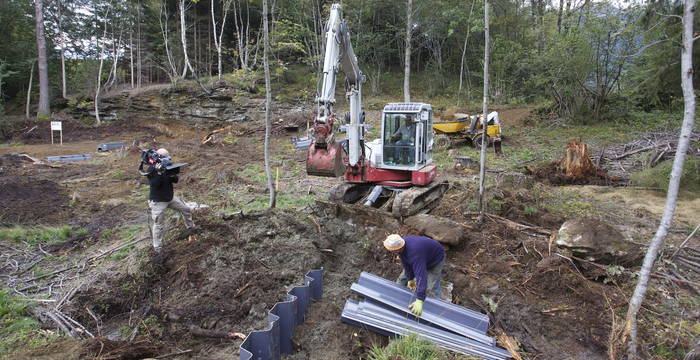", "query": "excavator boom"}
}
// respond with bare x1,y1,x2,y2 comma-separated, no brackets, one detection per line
306,3,364,177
